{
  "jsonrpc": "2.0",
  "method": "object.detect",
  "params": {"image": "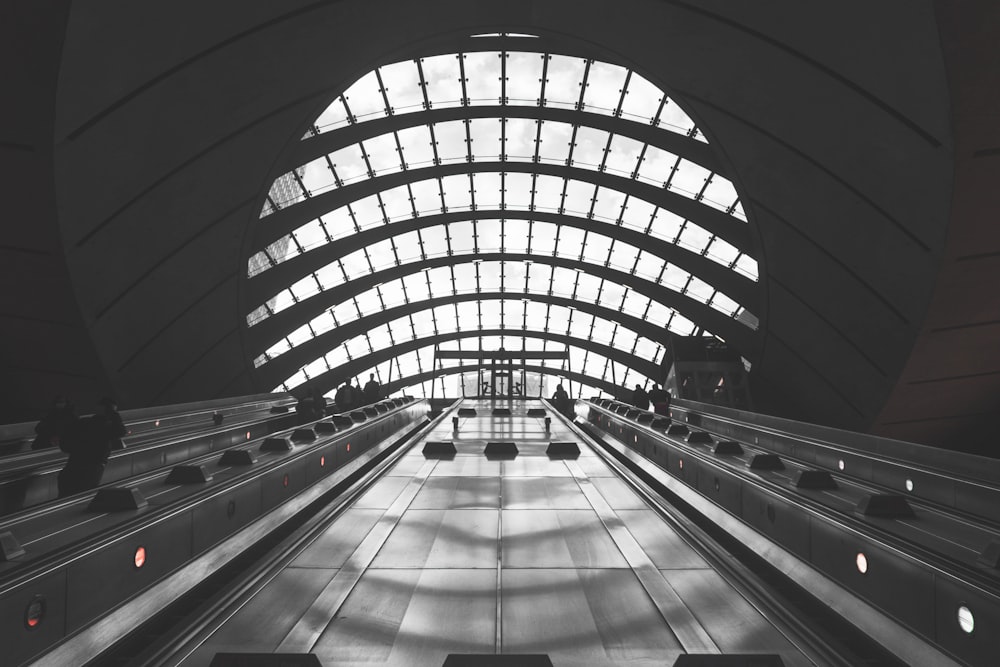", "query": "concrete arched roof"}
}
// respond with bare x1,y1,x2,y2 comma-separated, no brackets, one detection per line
6,1,999,453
